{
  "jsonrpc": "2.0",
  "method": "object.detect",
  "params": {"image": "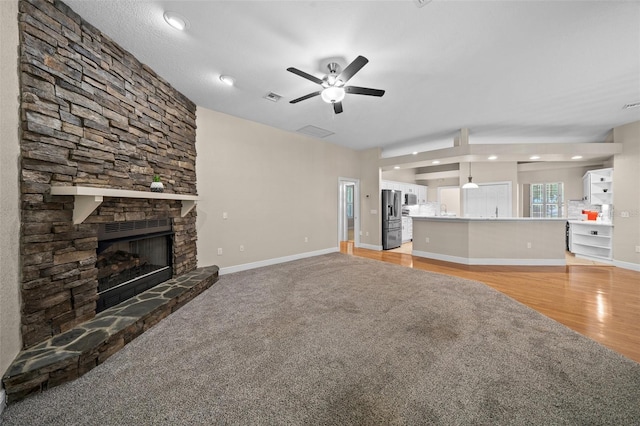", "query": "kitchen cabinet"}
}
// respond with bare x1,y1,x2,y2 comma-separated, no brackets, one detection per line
417,185,427,204
381,180,428,204
569,221,612,262
463,182,512,217
583,168,613,205
402,216,413,242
